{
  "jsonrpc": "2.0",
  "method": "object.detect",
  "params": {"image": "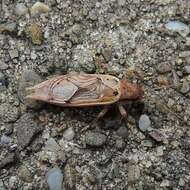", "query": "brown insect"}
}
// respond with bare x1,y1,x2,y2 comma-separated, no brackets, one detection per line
26,73,144,129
